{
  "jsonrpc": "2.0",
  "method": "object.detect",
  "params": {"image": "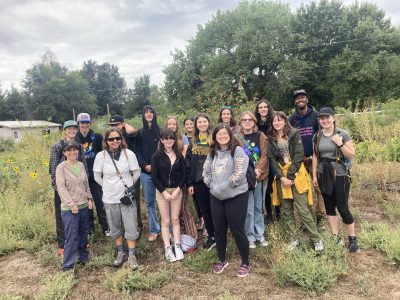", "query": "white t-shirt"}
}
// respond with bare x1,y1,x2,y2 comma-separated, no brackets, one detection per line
93,149,140,204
